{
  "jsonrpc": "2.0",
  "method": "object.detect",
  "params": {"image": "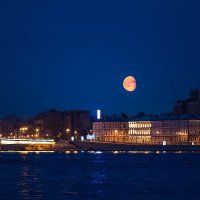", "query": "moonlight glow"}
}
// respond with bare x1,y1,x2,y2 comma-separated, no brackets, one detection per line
123,76,136,92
